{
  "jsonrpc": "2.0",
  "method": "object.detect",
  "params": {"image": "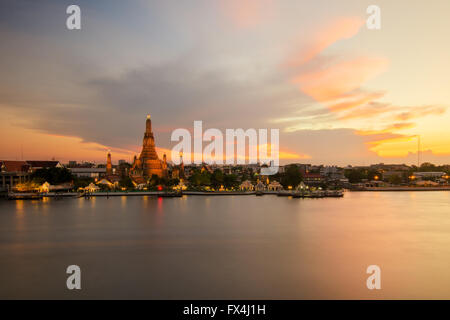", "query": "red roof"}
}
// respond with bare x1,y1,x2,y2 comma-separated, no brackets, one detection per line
0,160,31,173
26,161,59,168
